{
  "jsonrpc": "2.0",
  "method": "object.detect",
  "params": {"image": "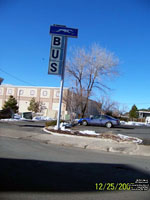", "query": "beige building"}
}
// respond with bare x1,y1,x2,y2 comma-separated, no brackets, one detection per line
0,84,68,119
